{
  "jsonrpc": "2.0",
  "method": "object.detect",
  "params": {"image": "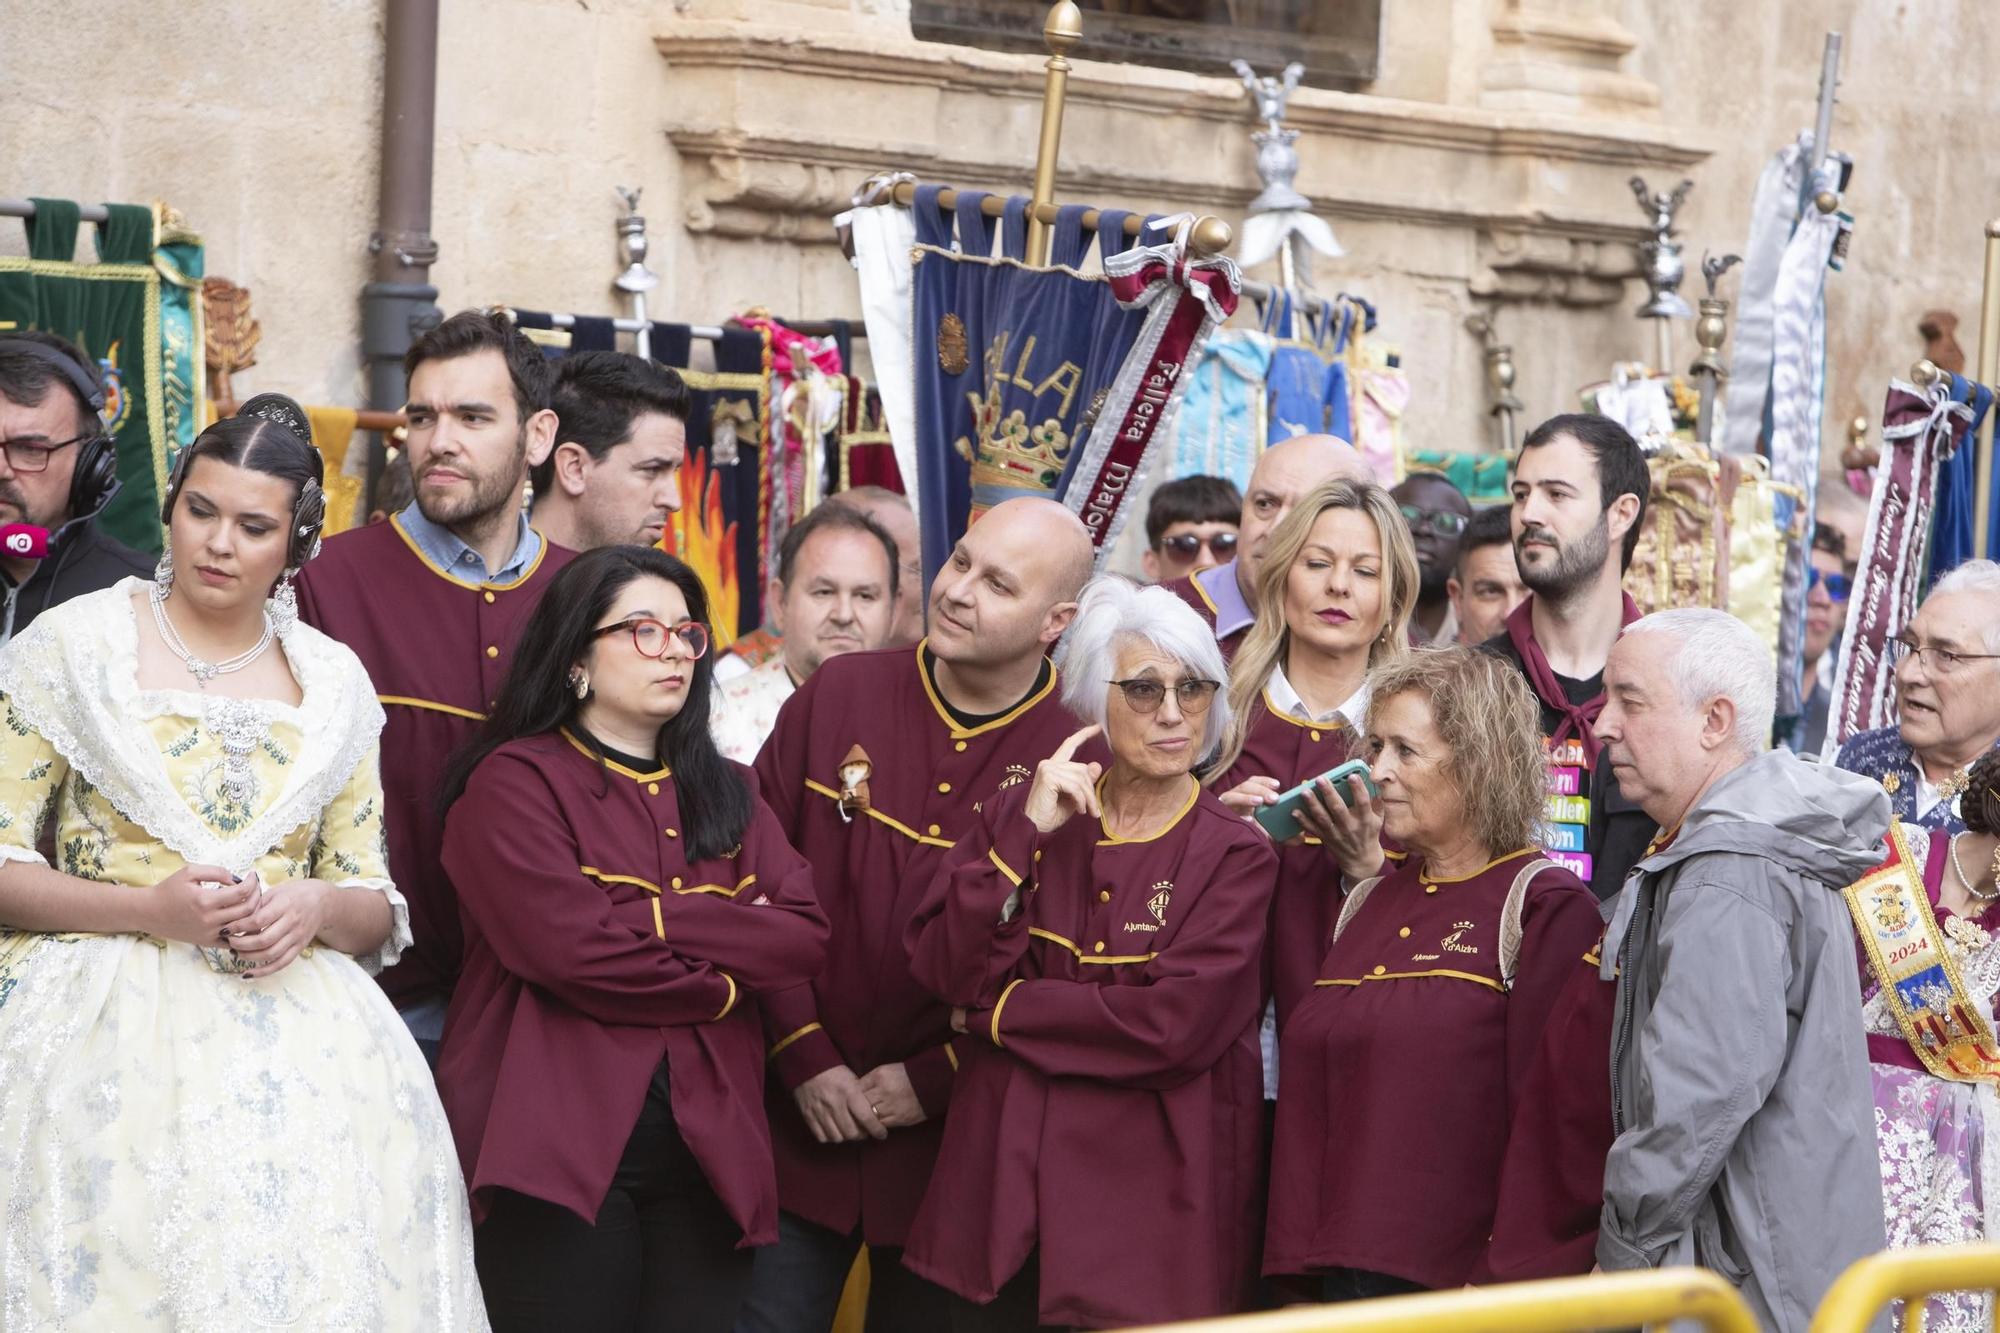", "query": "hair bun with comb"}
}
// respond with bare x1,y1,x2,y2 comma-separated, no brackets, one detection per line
237,392,314,449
